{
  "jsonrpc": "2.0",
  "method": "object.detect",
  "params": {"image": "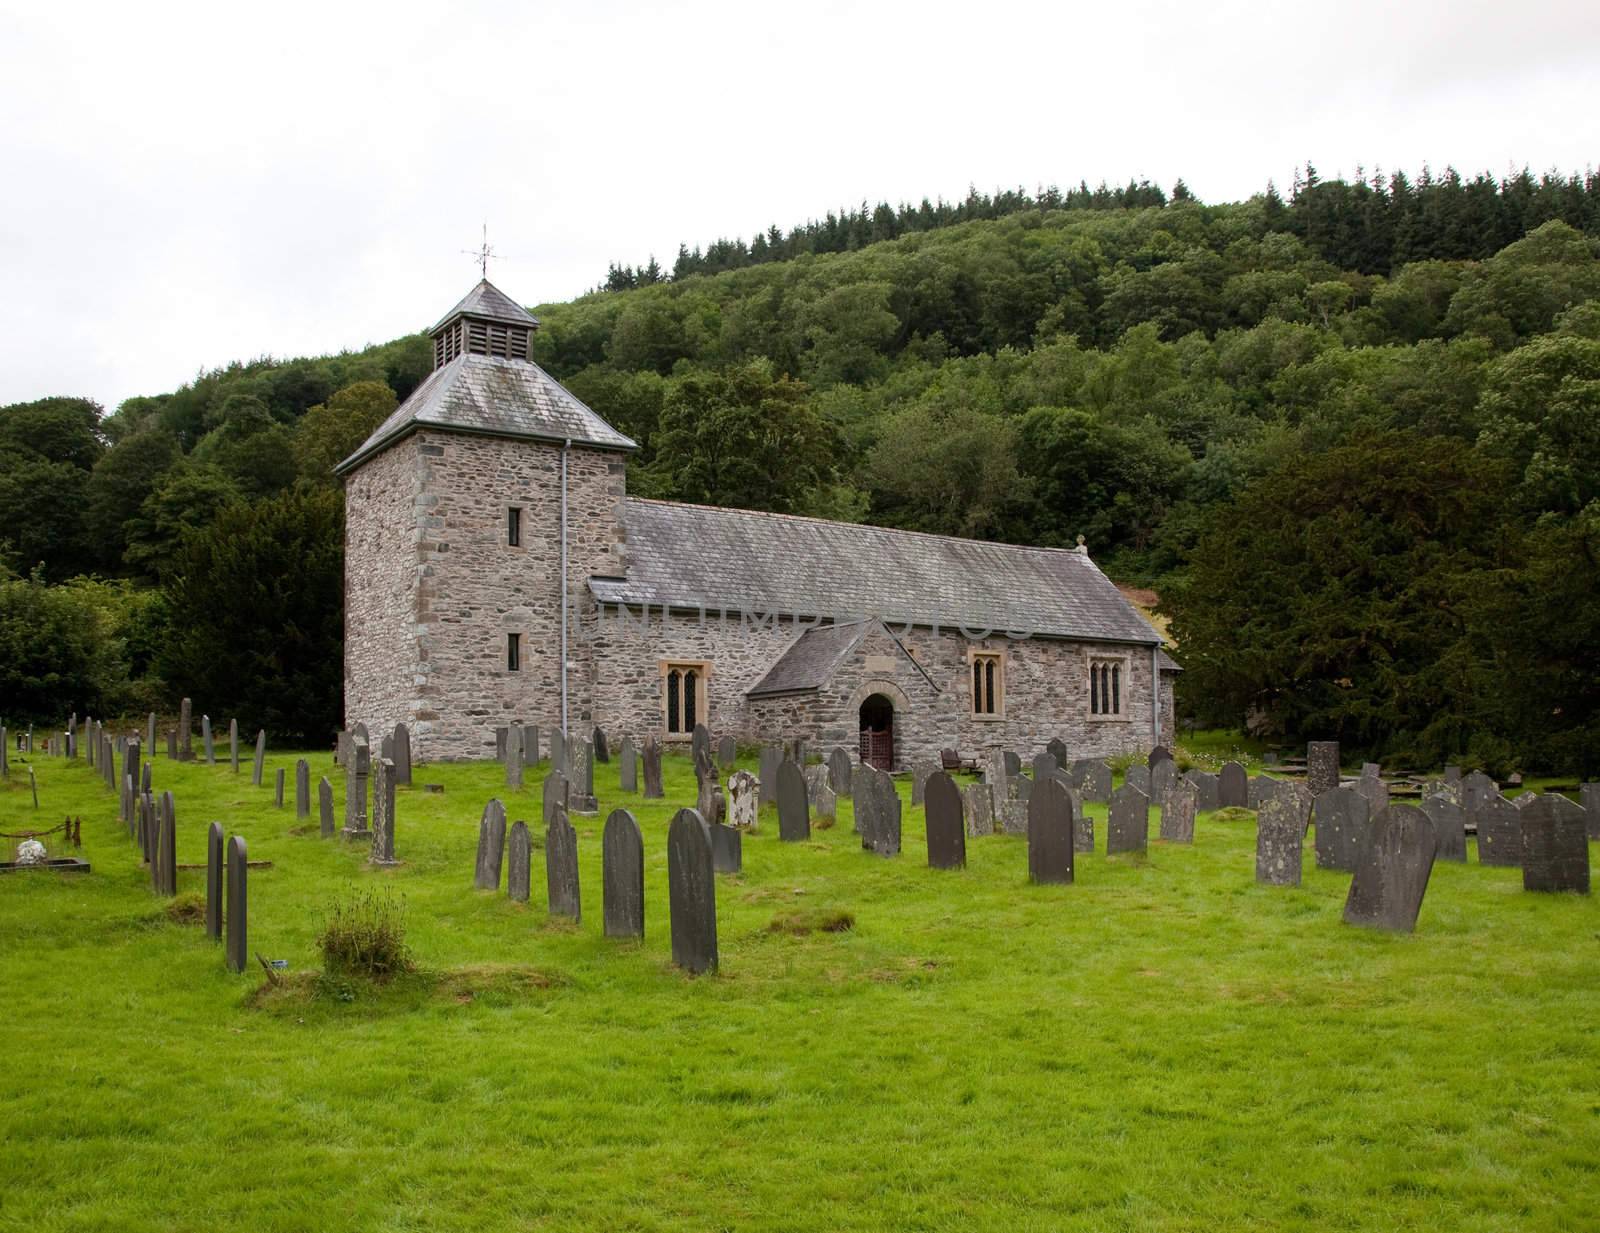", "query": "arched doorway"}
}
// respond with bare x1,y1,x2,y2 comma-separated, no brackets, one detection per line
859,694,894,770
